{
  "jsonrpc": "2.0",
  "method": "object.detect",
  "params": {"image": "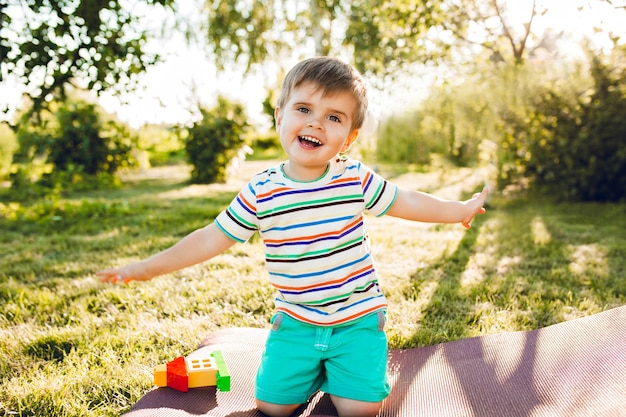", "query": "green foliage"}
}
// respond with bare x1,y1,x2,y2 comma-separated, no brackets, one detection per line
185,96,250,184
437,0,542,65
205,0,445,76
51,102,133,175
345,0,444,74
261,91,277,128
376,83,483,166
0,122,17,180
1,0,175,116
208,0,282,70
379,44,626,203
10,100,134,198
250,131,284,161
136,124,185,167
377,110,434,165
518,54,626,201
